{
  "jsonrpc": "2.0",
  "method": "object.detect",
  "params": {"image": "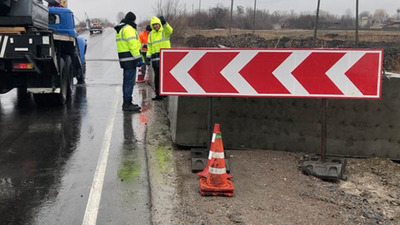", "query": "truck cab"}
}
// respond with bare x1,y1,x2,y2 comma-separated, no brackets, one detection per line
48,6,86,75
